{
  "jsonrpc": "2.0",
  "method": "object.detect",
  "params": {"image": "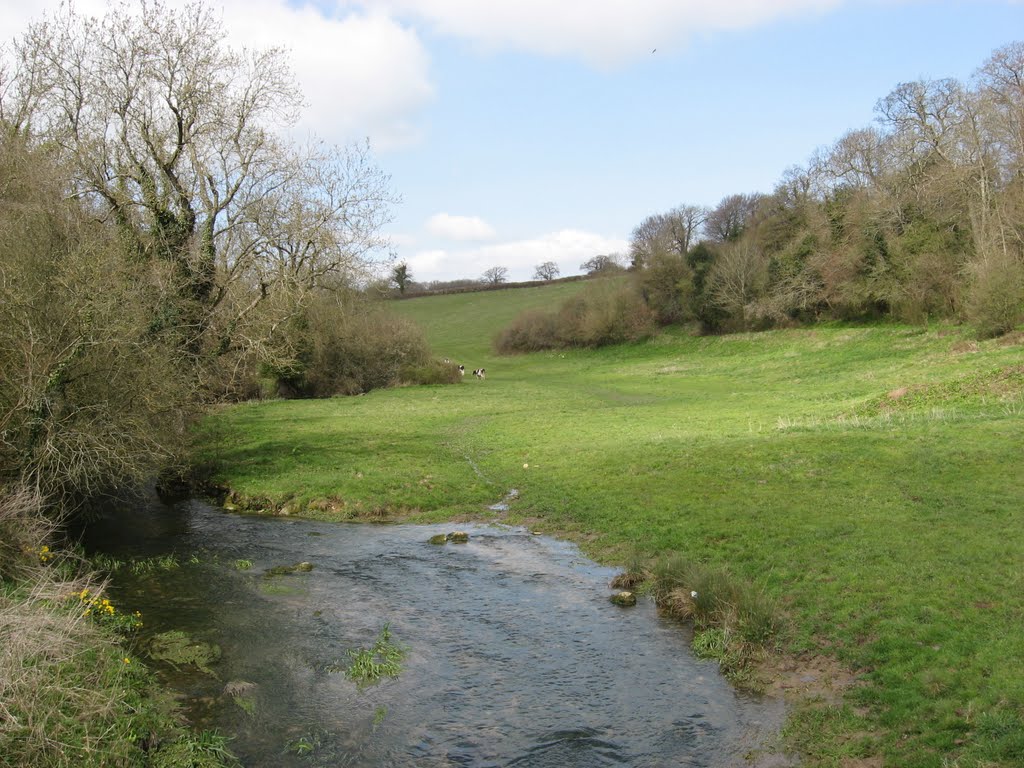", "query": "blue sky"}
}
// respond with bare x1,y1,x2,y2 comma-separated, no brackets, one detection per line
3,0,1023,282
